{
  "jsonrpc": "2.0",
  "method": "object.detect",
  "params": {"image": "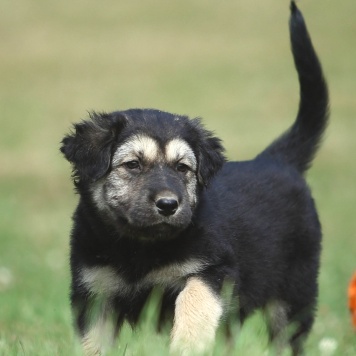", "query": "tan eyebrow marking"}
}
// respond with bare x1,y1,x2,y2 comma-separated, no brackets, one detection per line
165,139,197,170
112,134,159,165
